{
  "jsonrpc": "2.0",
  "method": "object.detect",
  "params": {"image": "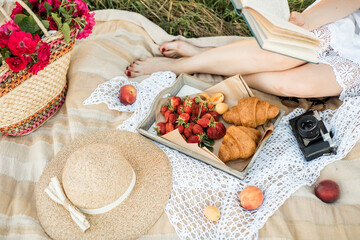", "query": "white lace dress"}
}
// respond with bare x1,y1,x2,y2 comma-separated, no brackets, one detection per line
309,1,360,100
